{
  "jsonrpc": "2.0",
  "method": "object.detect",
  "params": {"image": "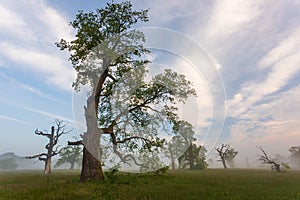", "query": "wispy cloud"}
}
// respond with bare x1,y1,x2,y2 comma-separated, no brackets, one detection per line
0,72,68,105
0,114,31,125
25,107,75,124
227,27,300,118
